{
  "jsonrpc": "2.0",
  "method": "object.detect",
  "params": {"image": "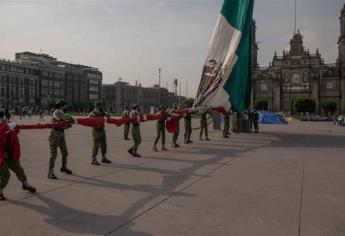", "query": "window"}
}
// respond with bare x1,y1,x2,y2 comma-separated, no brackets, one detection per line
326,82,334,89
261,84,267,91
